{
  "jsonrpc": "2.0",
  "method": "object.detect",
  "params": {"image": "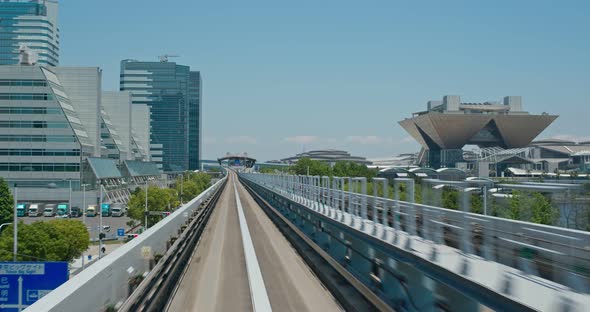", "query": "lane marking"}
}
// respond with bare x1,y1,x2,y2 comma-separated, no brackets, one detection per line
234,177,273,312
